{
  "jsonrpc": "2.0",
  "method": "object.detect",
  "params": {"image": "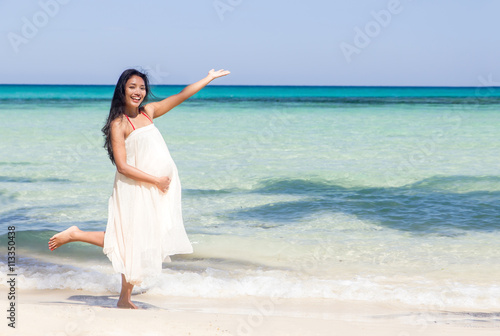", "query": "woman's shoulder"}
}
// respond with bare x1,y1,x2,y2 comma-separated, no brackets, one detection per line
110,114,126,126
110,115,128,135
